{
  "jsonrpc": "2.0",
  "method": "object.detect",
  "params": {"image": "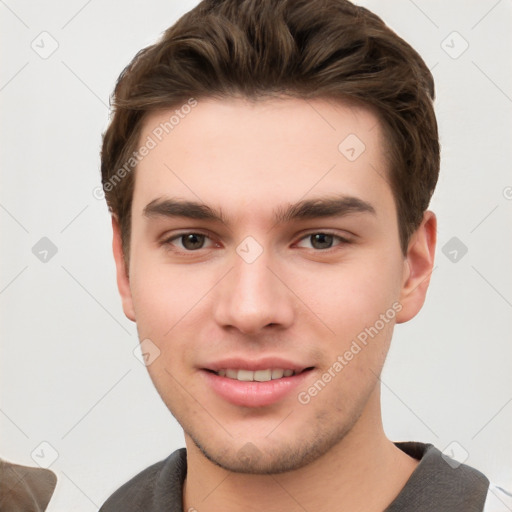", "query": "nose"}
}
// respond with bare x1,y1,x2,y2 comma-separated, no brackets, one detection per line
212,248,295,335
